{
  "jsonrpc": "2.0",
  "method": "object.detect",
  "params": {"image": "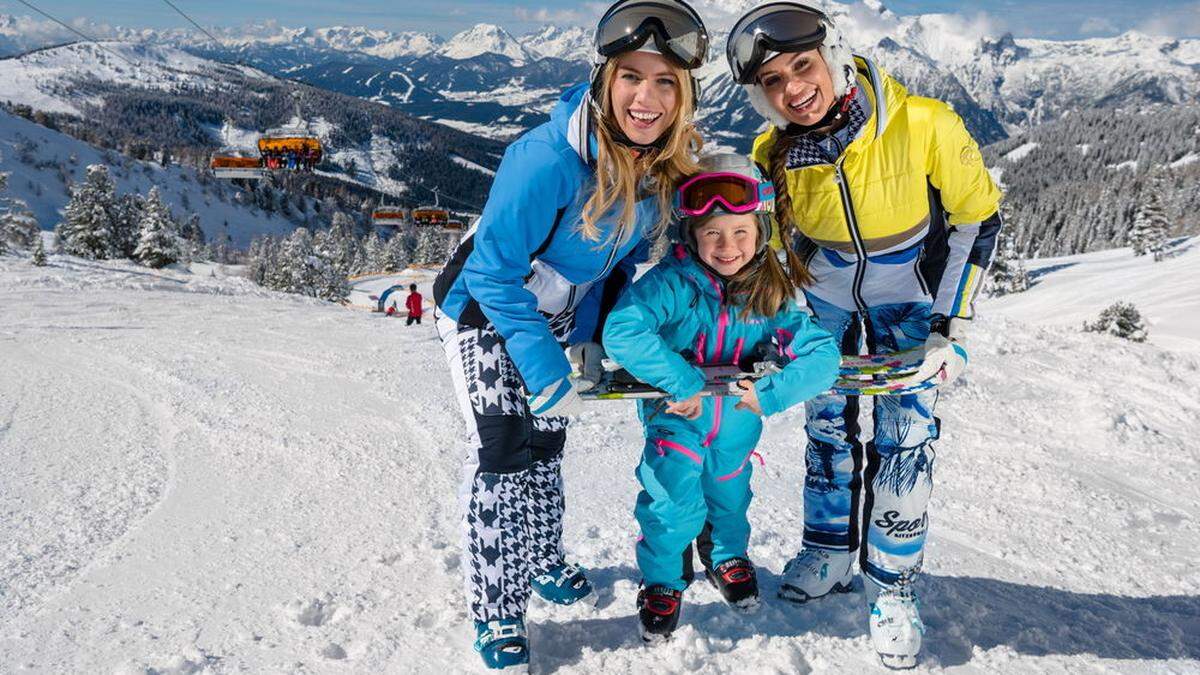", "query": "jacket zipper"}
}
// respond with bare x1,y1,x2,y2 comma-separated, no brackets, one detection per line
817,134,869,313
833,161,869,313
